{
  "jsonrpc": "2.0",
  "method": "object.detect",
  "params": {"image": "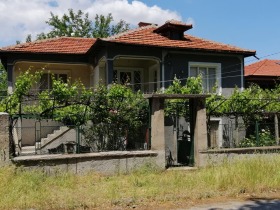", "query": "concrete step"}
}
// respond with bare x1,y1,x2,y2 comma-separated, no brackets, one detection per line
21,146,36,156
